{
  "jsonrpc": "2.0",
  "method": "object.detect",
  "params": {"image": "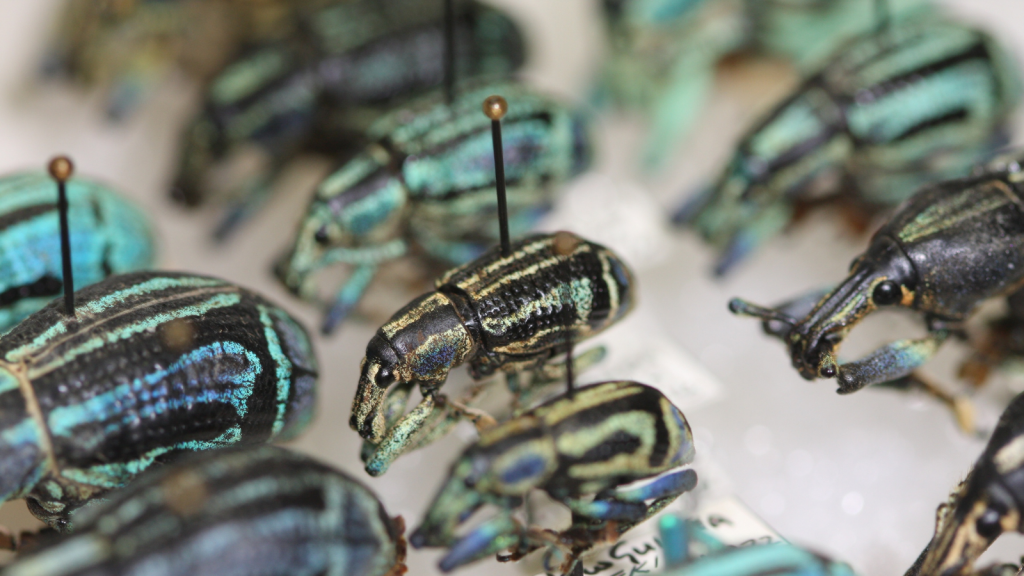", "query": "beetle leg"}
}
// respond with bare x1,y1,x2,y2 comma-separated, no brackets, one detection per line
714,202,793,276
879,373,977,435
322,264,378,334
213,172,275,241
364,393,439,477
438,513,522,572
835,331,949,394
360,381,416,464
514,347,607,413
